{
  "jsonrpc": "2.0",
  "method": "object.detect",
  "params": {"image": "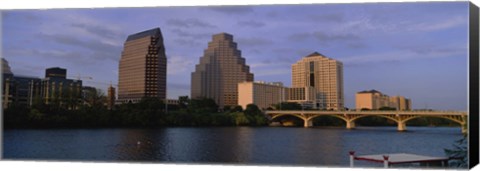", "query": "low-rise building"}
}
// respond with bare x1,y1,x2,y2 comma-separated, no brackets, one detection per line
238,81,286,110
286,87,317,109
356,89,411,110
